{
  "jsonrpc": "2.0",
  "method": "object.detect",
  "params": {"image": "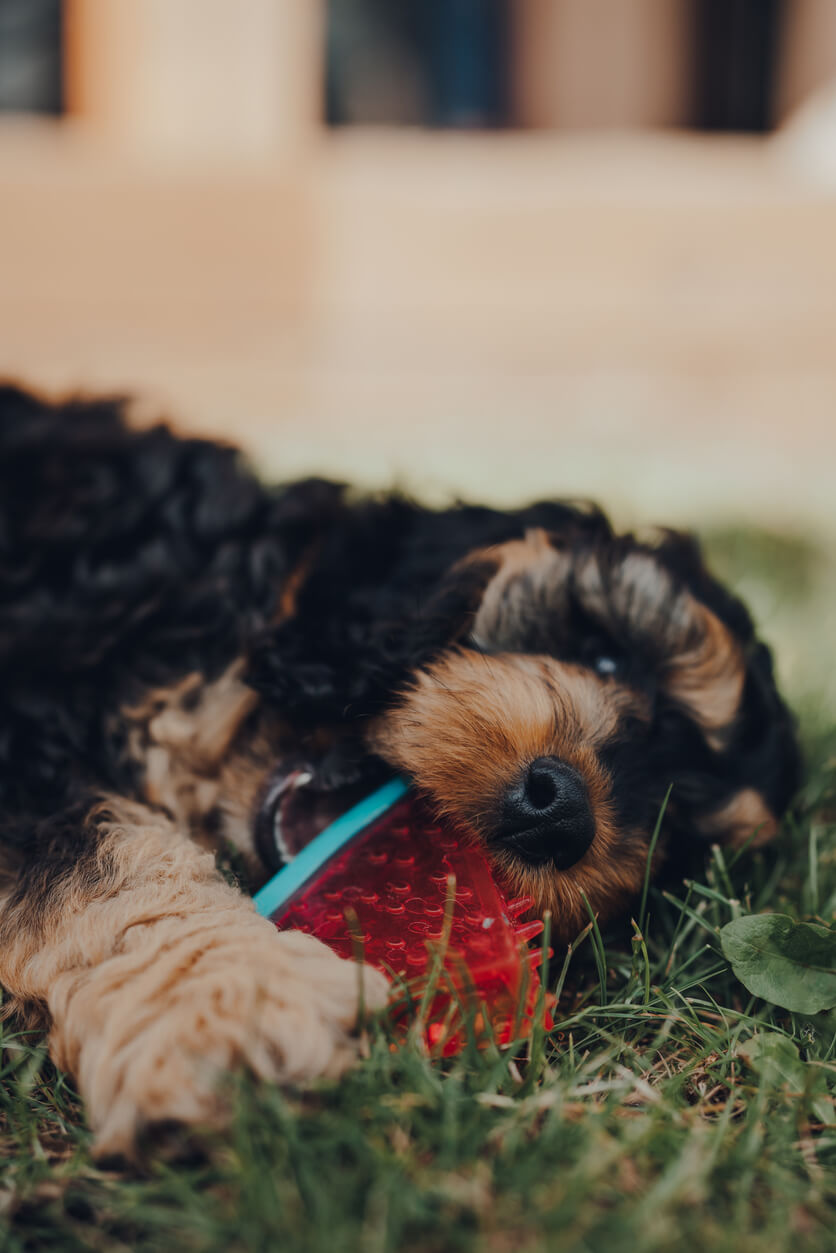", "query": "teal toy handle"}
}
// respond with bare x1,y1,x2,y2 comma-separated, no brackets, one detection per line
253,777,409,919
